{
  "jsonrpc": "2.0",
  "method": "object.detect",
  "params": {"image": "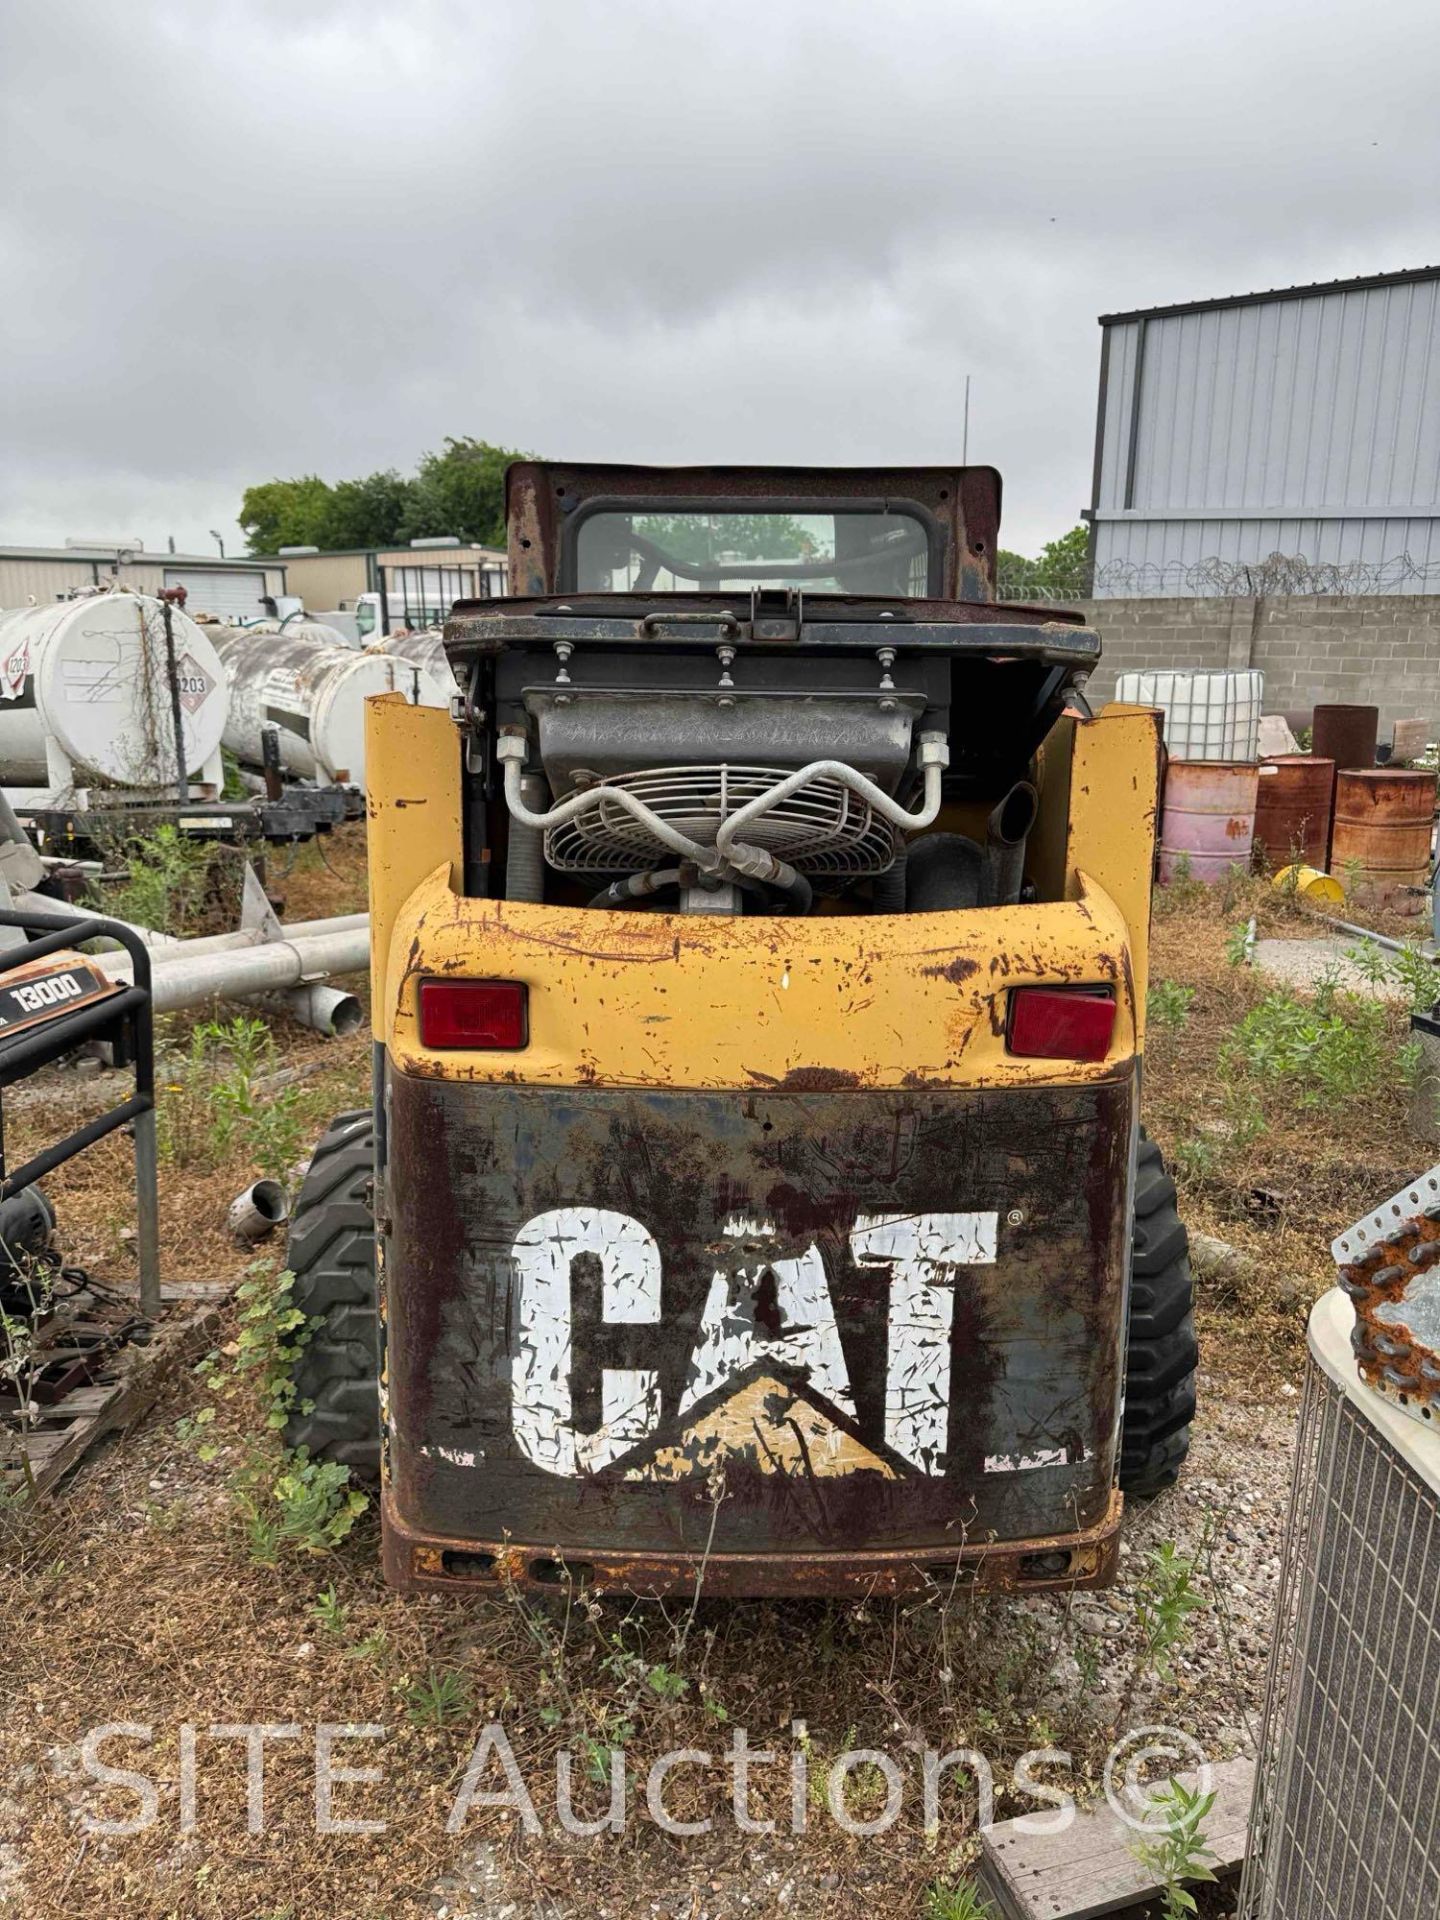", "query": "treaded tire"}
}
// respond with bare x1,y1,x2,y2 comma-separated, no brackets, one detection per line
283,1110,380,1480
1120,1133,1197,1497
